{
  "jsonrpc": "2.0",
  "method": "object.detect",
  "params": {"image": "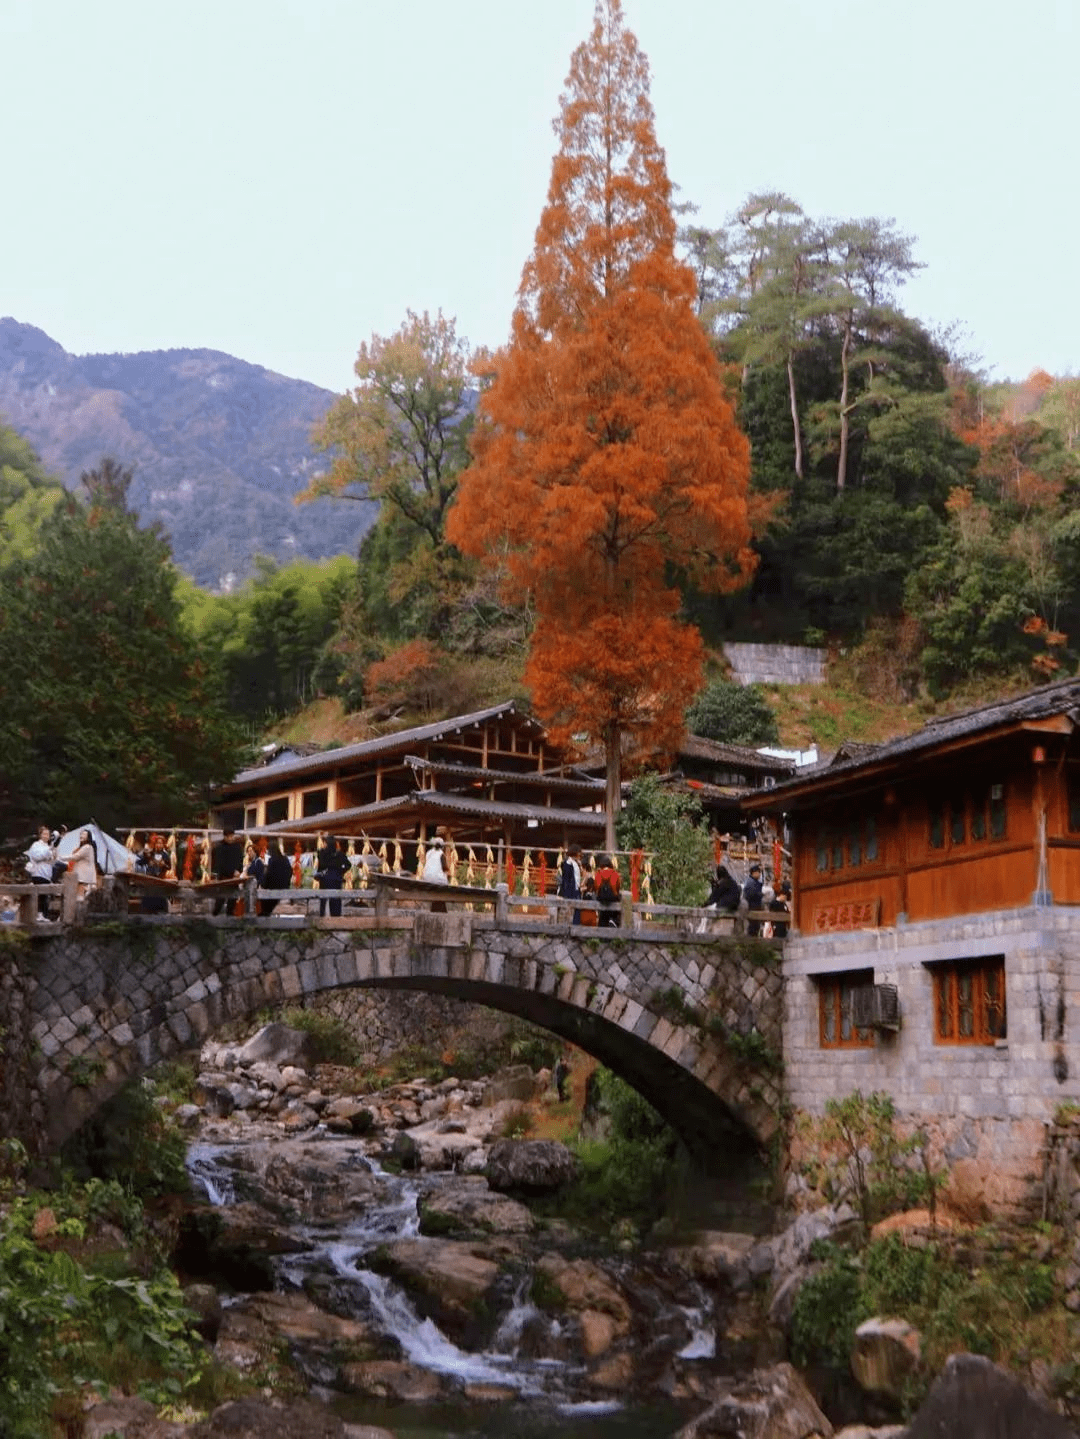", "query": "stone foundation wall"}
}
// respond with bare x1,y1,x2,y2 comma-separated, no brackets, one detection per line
782,907,1080,1217
304,988,516,1063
